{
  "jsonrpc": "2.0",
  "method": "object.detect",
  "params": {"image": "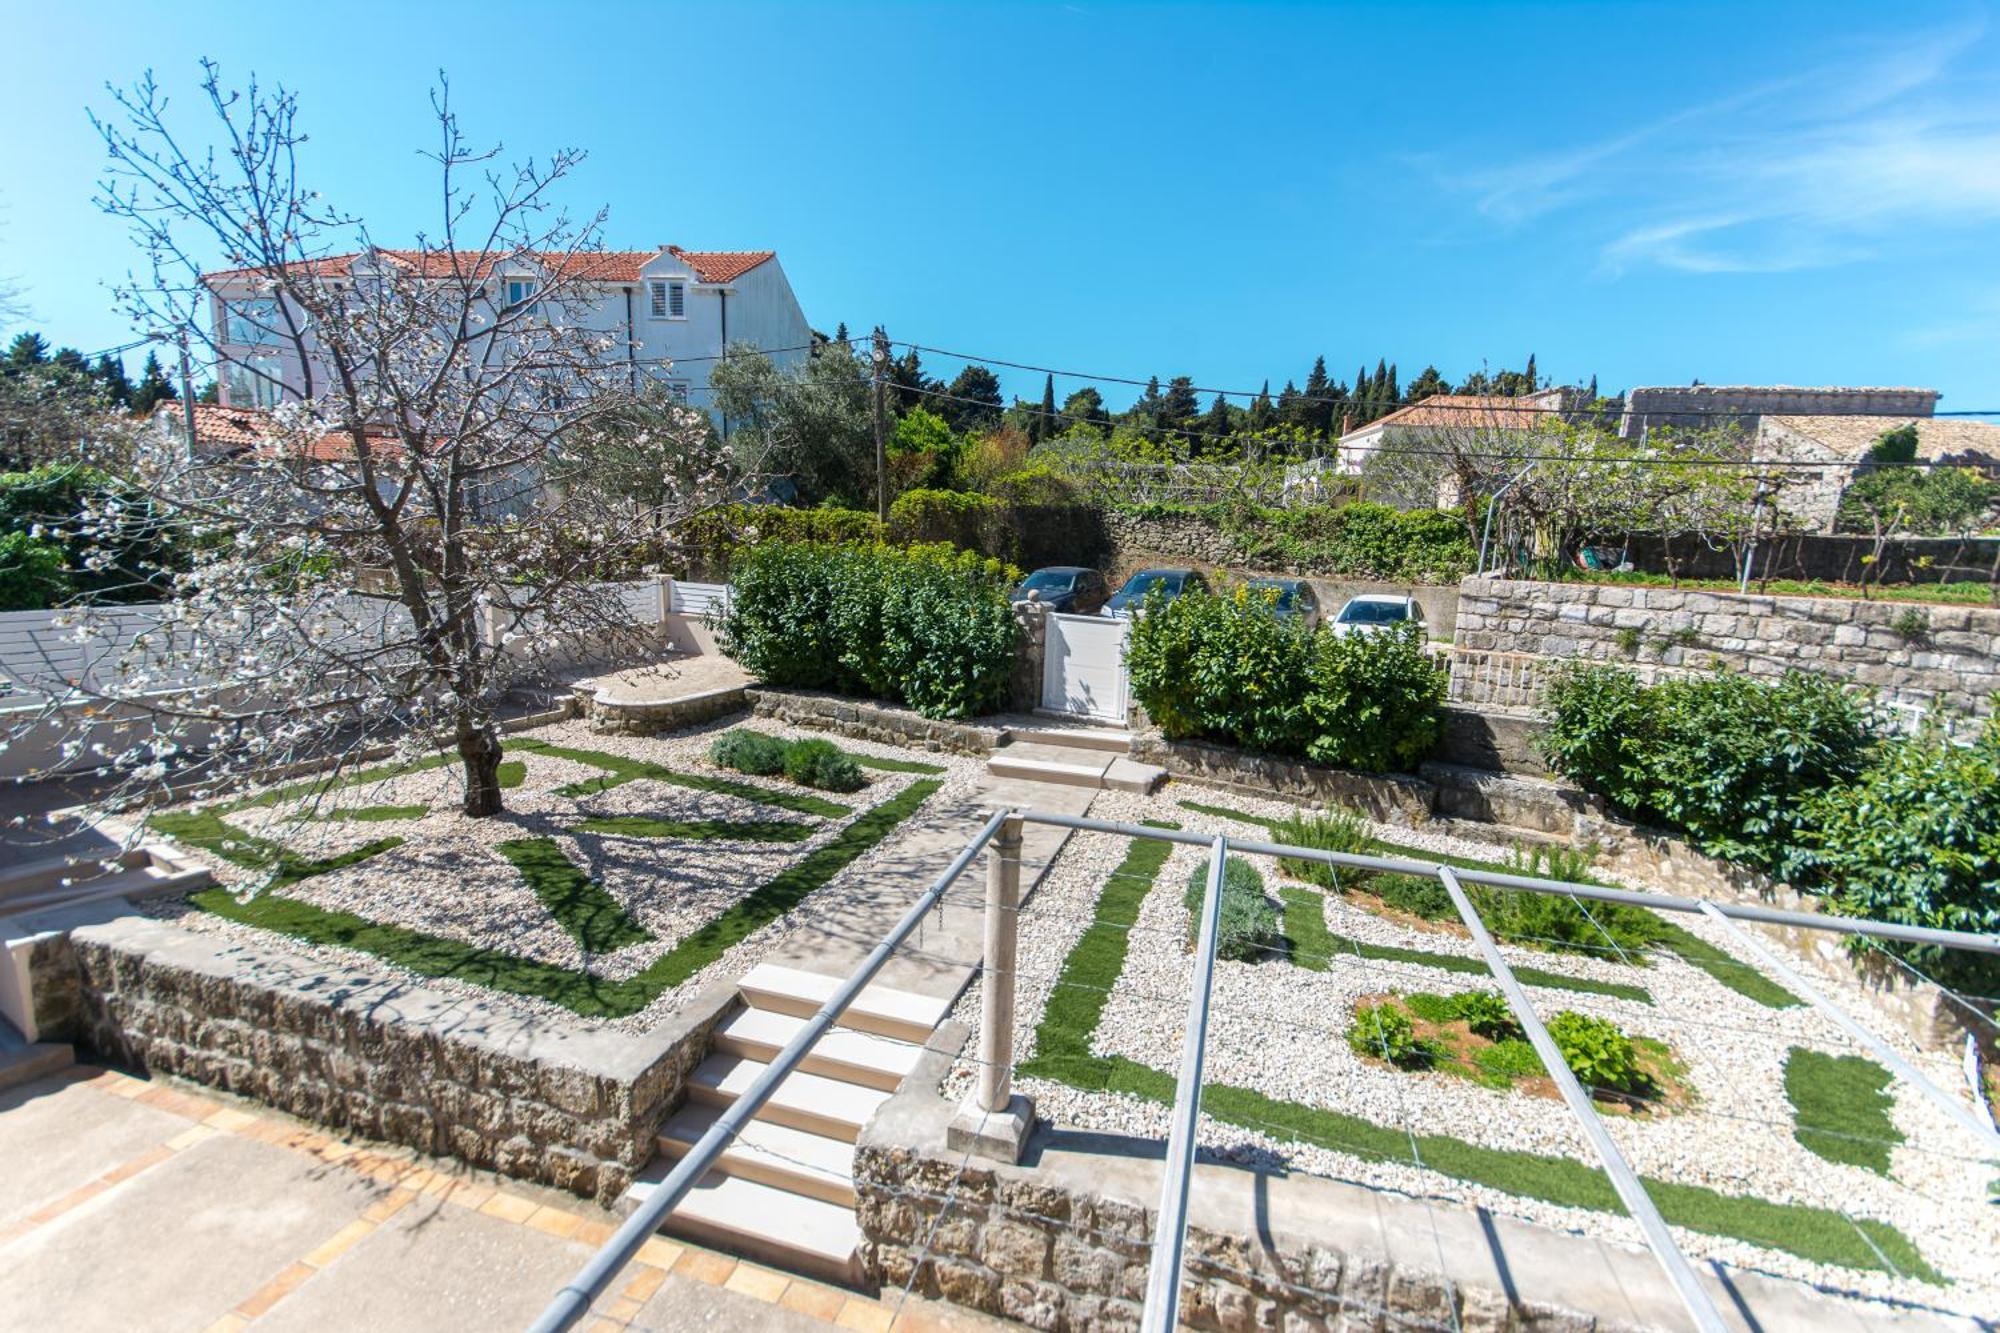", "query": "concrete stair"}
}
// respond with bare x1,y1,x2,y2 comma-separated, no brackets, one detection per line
627,962,945,1286
0,1016,72,1094
985,724,1165,794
